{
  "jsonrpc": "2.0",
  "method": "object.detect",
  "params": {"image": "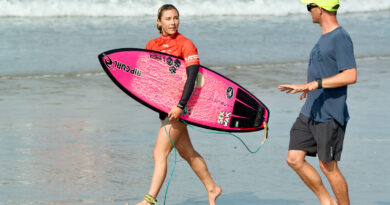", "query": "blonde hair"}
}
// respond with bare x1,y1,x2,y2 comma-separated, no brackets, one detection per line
157,4,179,33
